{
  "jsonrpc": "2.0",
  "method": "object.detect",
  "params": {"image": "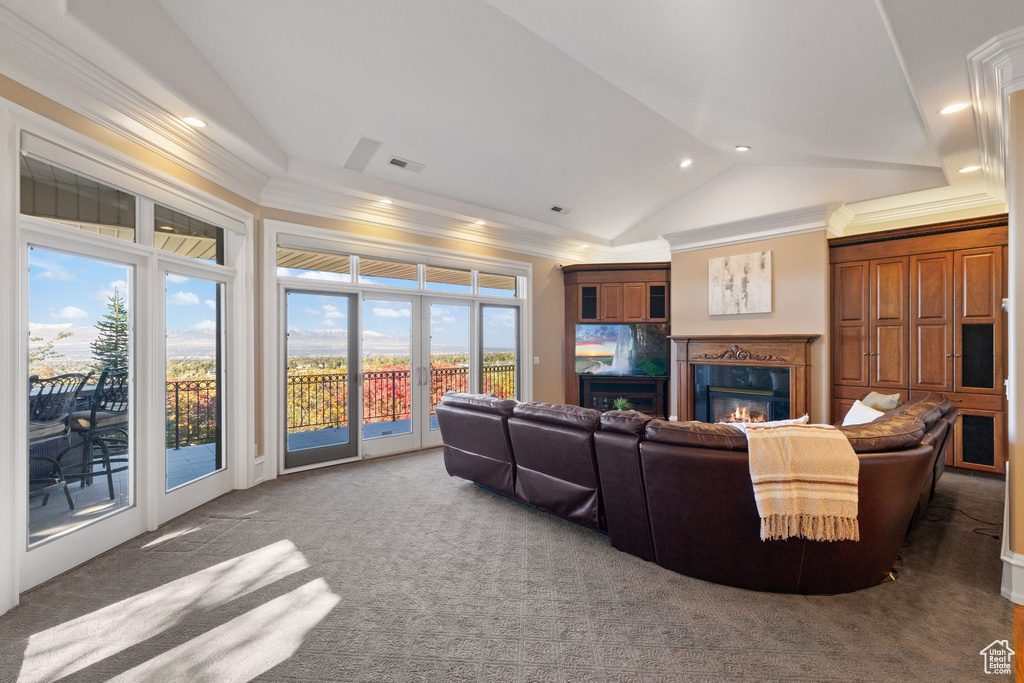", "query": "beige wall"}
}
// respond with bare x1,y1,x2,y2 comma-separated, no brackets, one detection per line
670,231,830,422
1007,91,1024,556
